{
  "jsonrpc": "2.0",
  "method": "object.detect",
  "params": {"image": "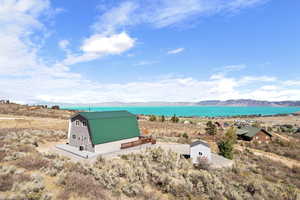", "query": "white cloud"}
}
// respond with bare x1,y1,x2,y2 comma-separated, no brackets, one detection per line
58,39,70,49
134,60,158,66
63,32,135,65
220,64,246,72
260,85,278,90
92,1,138,35
283,80,300,86
167,48,185,54
81,32,135,54
239,76,277,84
92,0,268,34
